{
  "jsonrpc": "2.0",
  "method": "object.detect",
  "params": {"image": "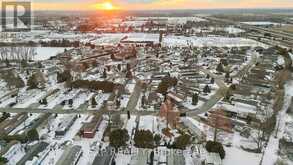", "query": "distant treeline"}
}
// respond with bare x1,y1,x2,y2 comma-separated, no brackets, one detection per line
0,42,38,47
40,39,80,47
71,80,118,93
0,39,80,47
